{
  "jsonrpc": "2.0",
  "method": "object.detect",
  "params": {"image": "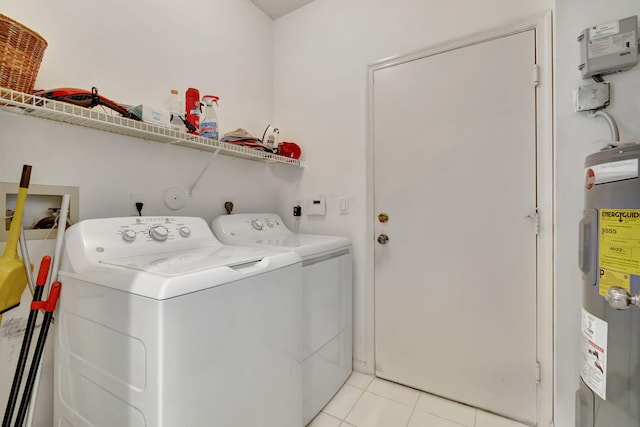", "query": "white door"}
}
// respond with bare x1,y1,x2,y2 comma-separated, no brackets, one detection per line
373,30,538,423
